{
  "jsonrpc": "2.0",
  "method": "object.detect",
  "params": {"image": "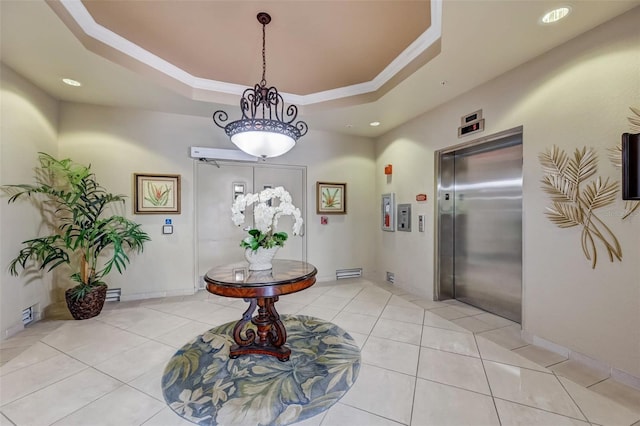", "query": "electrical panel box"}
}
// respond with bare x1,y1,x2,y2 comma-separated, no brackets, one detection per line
397,203,411,232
